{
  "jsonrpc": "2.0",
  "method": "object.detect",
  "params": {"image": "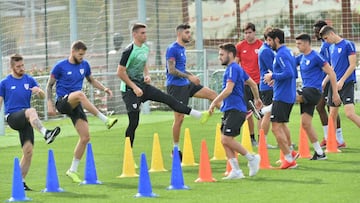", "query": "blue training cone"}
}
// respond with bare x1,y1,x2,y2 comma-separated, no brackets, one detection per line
135,153,158,198
167,146,189,190
42,149,64,192
7,157,31,202
81,143,102,184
